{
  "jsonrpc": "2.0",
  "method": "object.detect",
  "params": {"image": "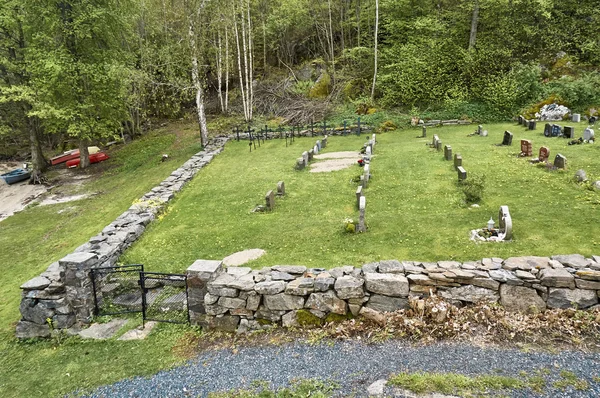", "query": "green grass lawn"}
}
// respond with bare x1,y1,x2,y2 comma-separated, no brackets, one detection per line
0,121,204,397
121,121,600,273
